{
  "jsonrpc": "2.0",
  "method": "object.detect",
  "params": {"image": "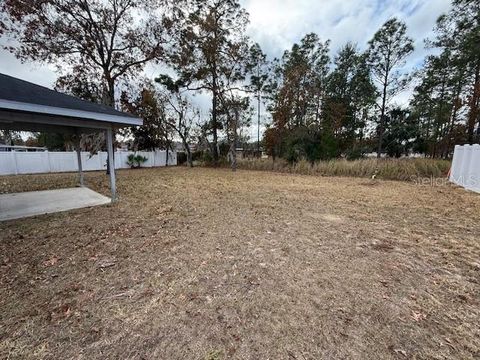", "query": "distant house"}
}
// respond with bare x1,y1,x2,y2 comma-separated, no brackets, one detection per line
0,144,47,152
235,148,244,158
173,141,198,153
